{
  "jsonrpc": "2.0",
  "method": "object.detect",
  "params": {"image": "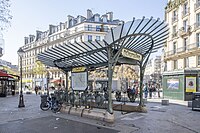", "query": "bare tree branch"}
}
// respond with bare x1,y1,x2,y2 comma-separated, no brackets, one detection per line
0,0,12,30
